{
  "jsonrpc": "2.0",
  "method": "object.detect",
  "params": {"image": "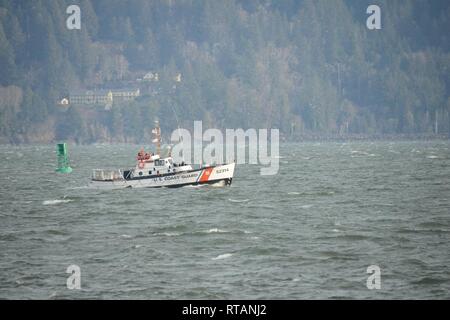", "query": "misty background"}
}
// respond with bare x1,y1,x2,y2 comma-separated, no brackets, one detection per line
0,0,450,144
